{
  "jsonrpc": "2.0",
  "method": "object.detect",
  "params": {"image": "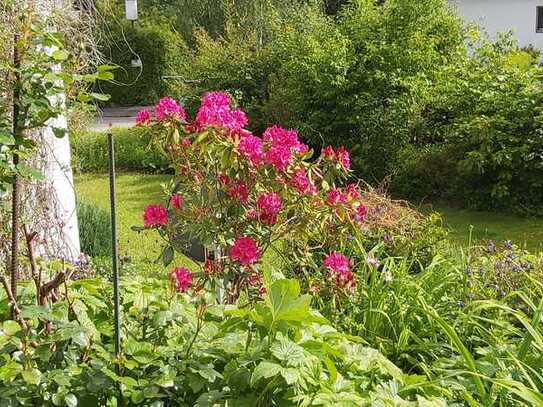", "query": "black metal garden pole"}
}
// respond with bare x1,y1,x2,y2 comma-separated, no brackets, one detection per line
107,130,122,373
